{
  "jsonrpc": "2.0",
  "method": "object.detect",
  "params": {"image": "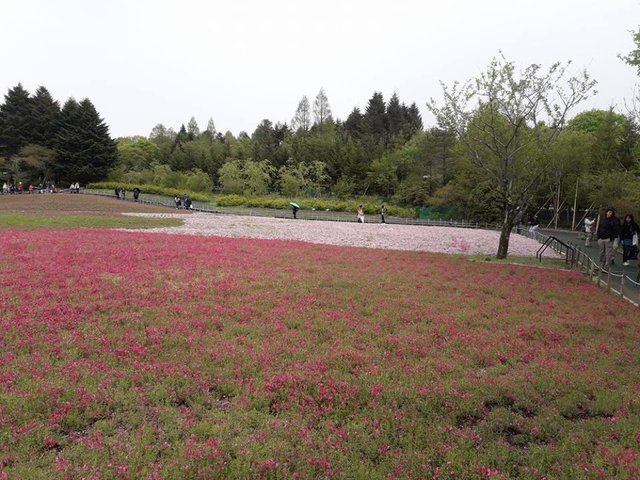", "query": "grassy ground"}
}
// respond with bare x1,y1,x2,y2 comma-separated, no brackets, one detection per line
0,194,182,229
470,254,571,269
0,195,639,479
